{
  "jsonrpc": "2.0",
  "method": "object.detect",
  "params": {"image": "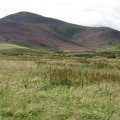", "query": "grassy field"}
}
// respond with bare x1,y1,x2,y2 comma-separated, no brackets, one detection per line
0,43,120,120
